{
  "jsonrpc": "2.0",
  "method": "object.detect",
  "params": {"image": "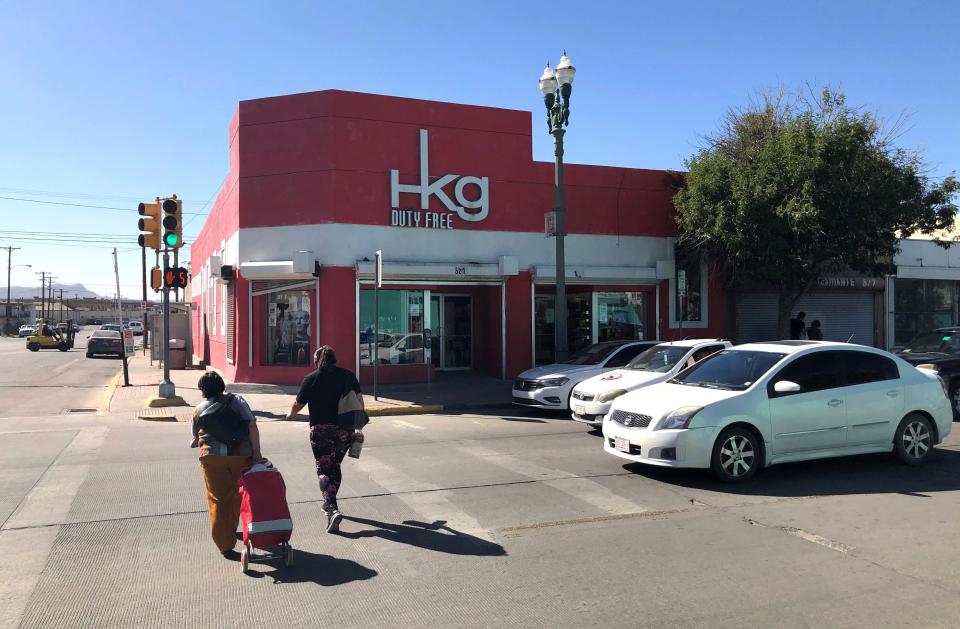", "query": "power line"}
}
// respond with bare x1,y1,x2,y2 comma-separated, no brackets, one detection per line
0,186,207,205
0,195,209,216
